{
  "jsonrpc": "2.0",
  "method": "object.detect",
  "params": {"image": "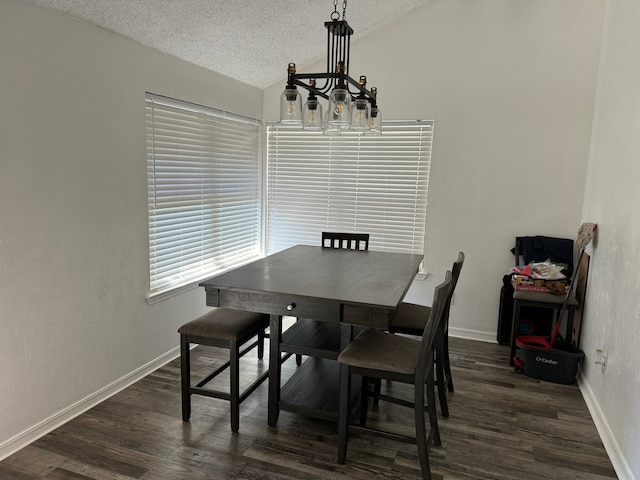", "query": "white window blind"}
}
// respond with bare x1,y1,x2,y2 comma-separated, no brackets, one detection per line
146,93,261,300
266,121,433,255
